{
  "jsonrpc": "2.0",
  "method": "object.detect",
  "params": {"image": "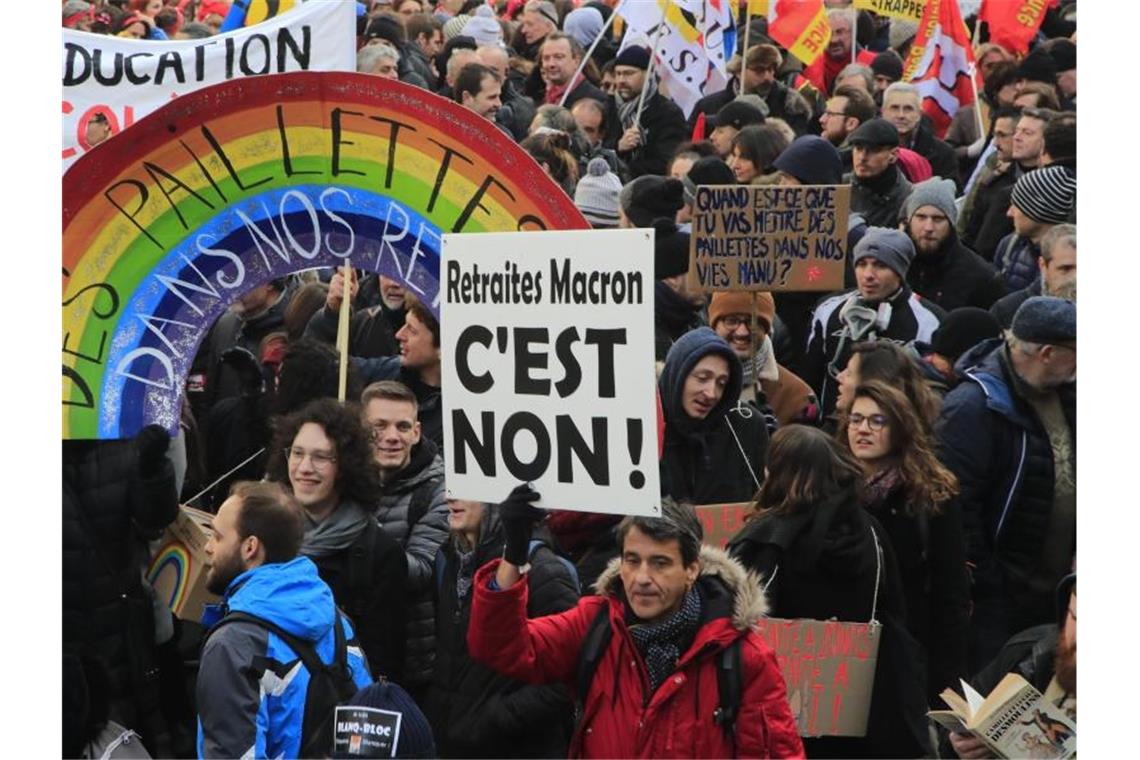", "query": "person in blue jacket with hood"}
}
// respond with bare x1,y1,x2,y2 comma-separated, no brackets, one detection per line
196,481,373,760
658,327,769,504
